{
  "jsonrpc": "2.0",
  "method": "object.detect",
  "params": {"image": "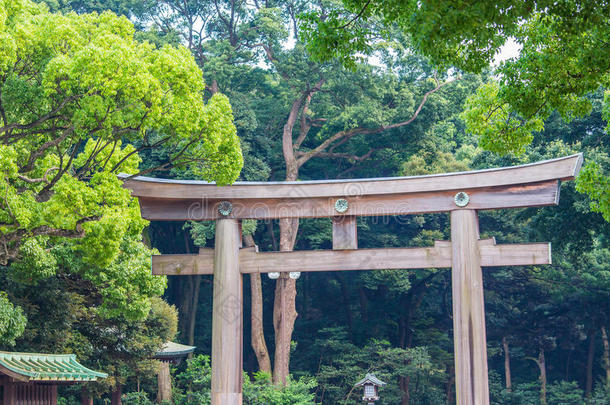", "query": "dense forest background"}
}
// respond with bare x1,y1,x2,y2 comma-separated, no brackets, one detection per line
1,0,609,404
